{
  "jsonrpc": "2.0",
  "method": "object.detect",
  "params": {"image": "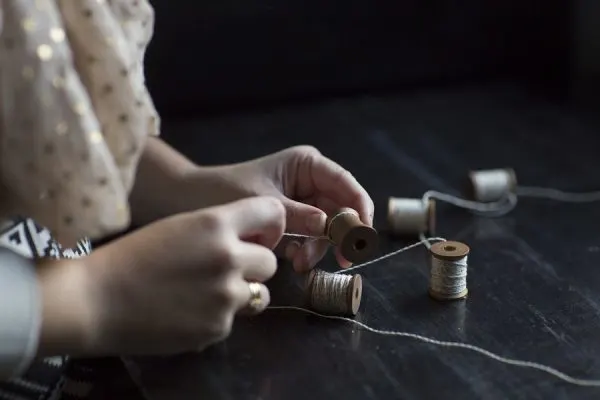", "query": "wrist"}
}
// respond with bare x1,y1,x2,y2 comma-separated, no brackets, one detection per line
167,165,251,212
135,163,248,222
130,138,200,225
37,258,102,358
